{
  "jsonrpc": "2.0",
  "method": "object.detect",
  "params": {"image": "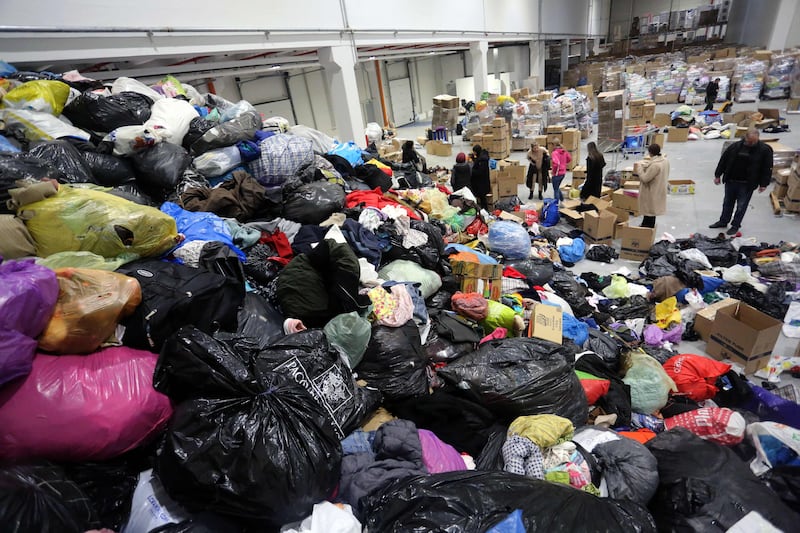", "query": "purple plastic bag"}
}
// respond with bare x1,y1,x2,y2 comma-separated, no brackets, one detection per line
419,429,467,474
643,323,683,346
743,385,800,430
0,258,59,385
